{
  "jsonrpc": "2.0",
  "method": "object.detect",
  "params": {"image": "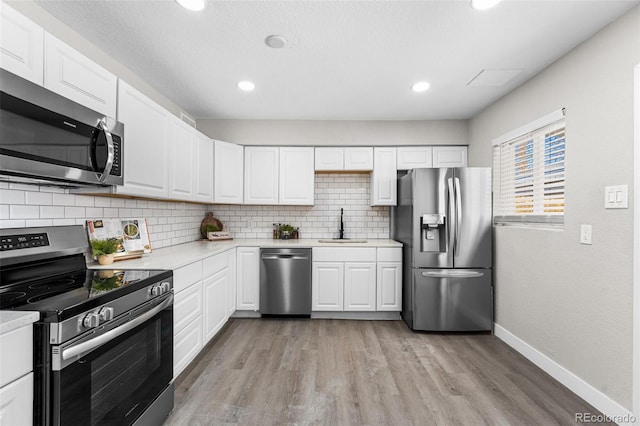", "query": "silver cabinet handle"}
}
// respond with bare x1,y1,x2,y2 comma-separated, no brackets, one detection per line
422,271,484,278
62,294,173,361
